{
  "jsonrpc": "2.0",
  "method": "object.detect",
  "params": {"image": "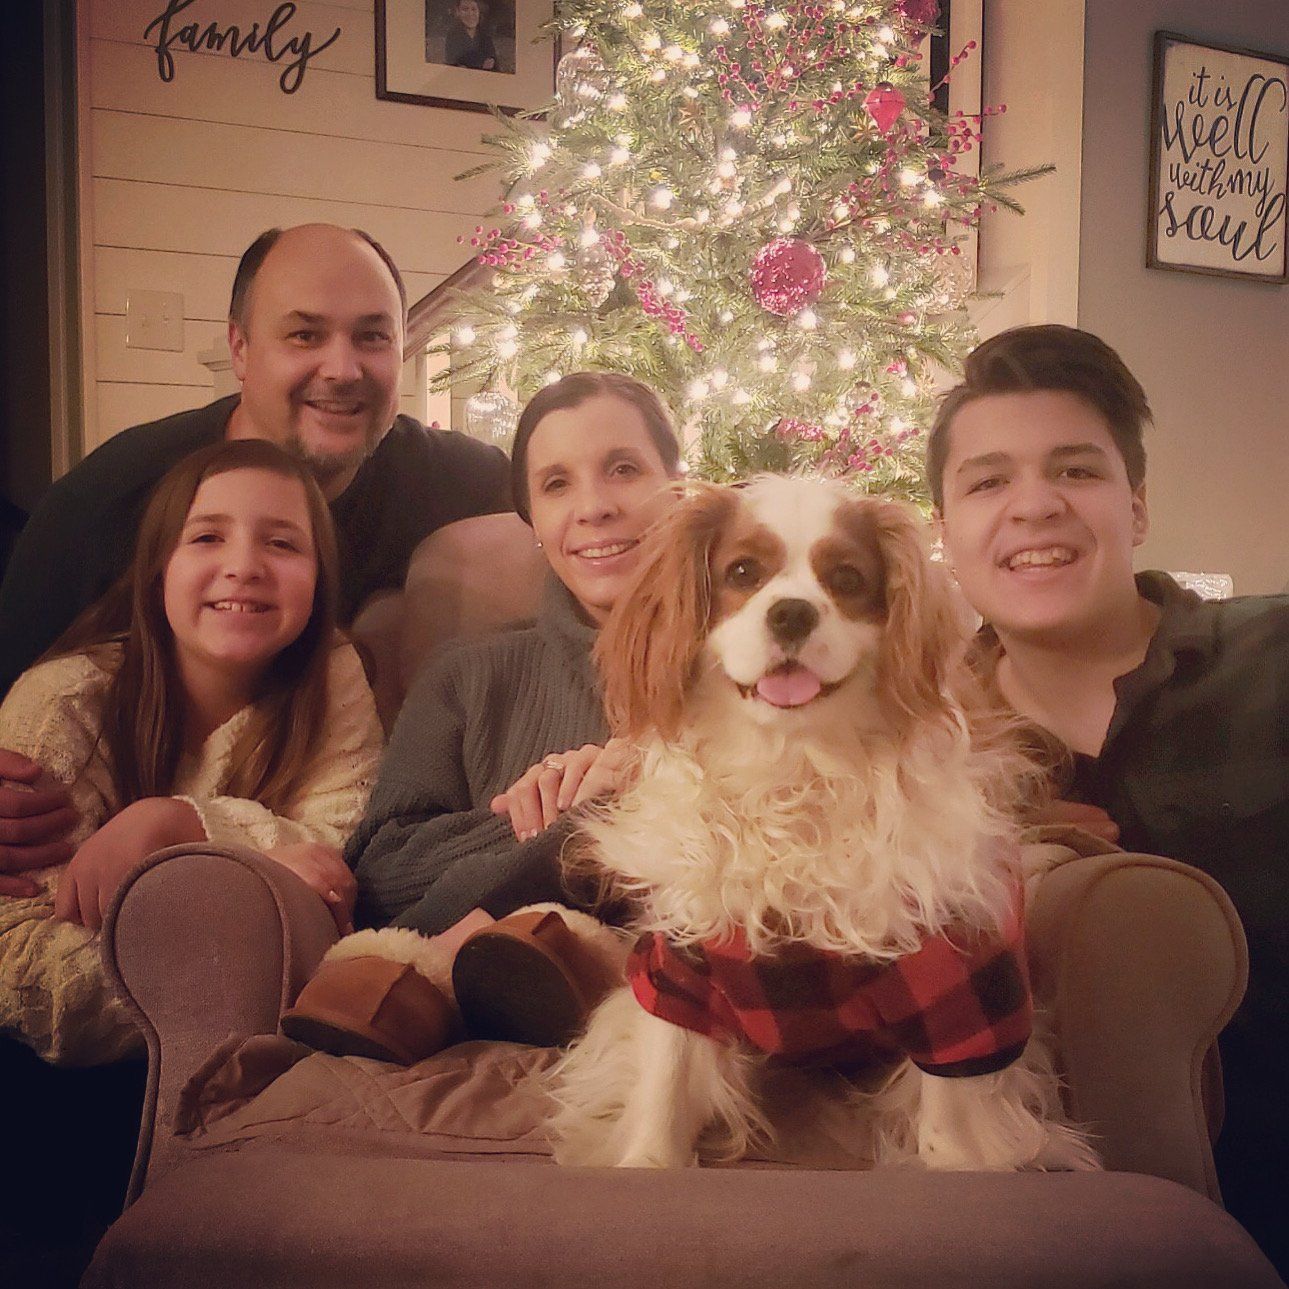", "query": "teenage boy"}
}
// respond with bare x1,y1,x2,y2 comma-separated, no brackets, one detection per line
929,323,1288,1272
